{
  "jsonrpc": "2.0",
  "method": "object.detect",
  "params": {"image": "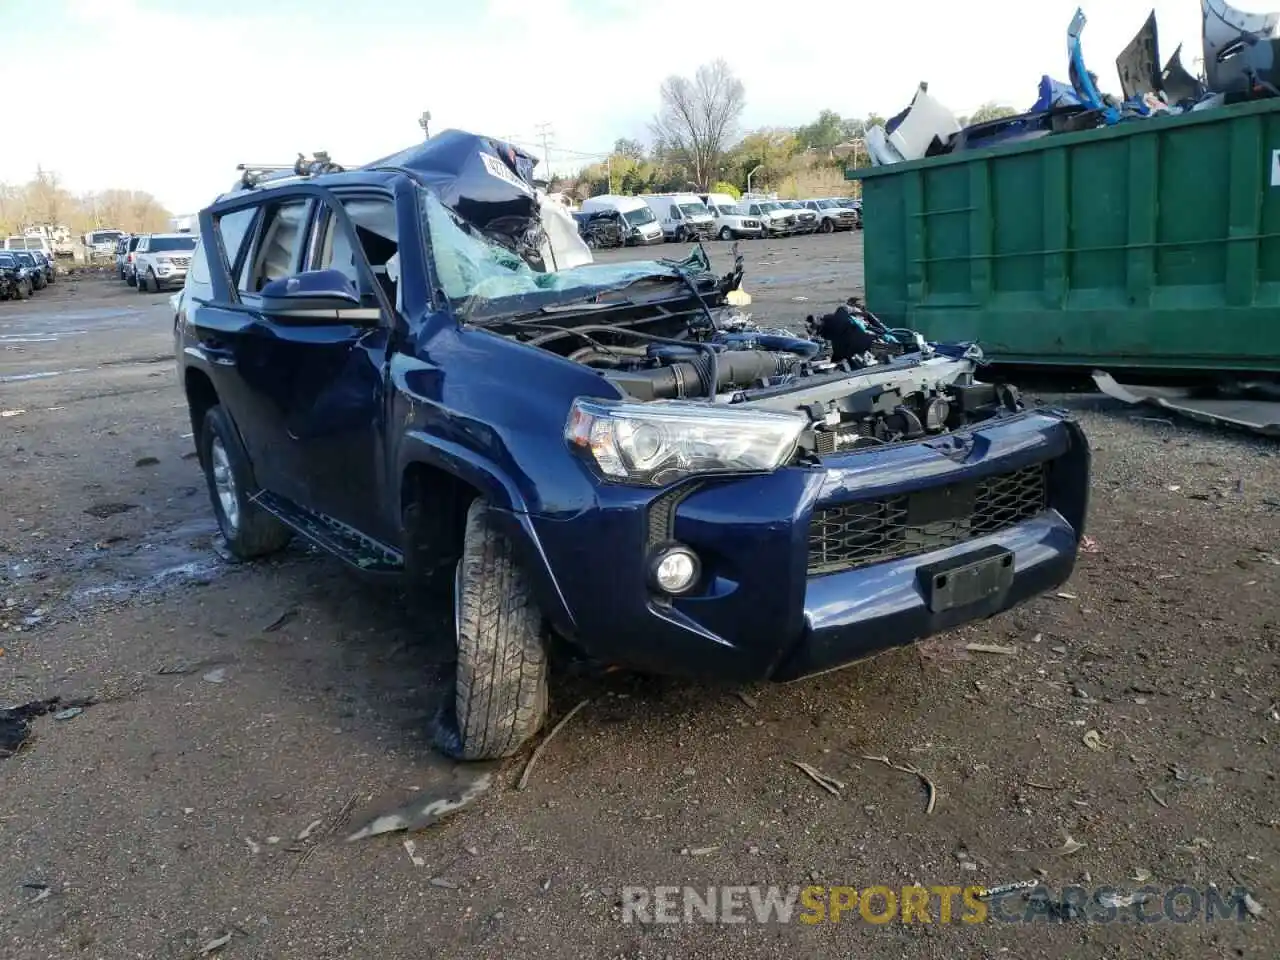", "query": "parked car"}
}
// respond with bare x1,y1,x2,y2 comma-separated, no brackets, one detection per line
116,234,143,284
637,193,716,242
579,195,664,245
738,199,795,236
30,250,56,284
709,203,763,240
10,251,46,290
802,198,860,233
572,210,625,249
134,233,198,292
0,252,32,300
175,132,1090,761
834,197,863,228
778,200,819,234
